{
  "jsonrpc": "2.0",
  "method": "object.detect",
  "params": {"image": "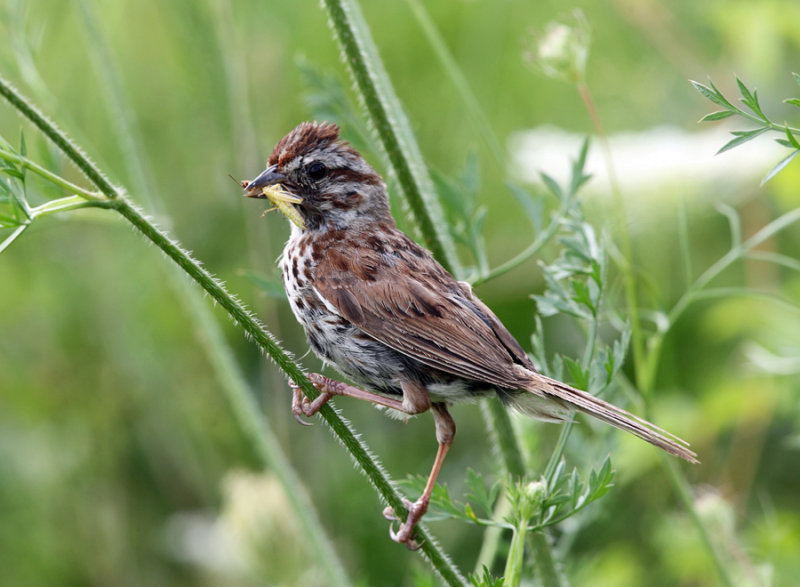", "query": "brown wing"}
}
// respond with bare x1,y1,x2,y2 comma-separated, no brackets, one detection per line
312,231,532,389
